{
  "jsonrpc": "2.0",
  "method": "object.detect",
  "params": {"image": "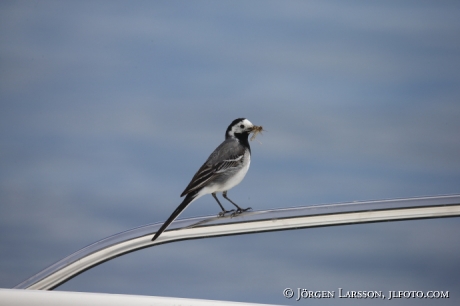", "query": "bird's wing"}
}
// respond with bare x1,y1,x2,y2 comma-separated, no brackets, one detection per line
214,154,244,173
180,139,246,197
